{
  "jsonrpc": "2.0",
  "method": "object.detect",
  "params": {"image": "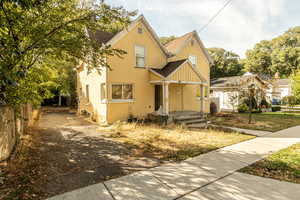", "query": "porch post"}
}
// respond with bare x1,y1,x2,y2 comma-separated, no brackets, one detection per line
200,84,204,114
163,82,169,115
